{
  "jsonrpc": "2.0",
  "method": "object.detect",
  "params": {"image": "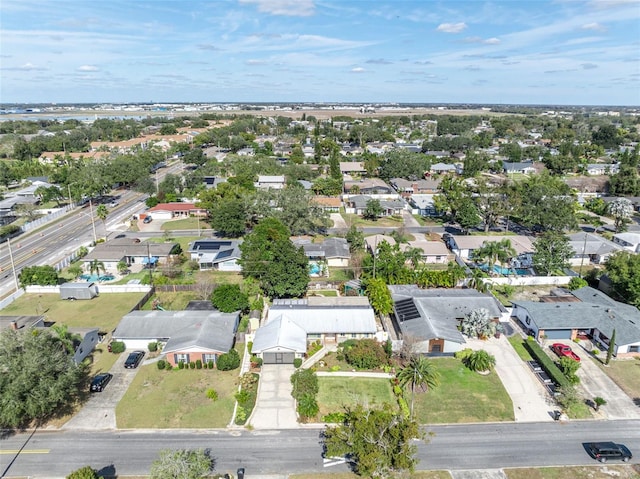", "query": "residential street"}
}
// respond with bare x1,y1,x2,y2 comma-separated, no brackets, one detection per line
2,420,639,478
